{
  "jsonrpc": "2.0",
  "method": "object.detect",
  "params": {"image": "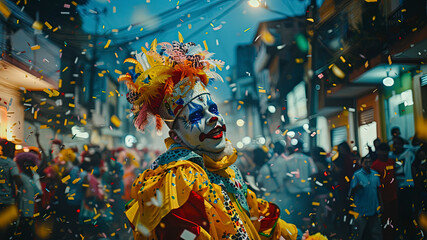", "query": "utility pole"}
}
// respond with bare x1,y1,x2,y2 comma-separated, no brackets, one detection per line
307,0,318,149
87,8,107,116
